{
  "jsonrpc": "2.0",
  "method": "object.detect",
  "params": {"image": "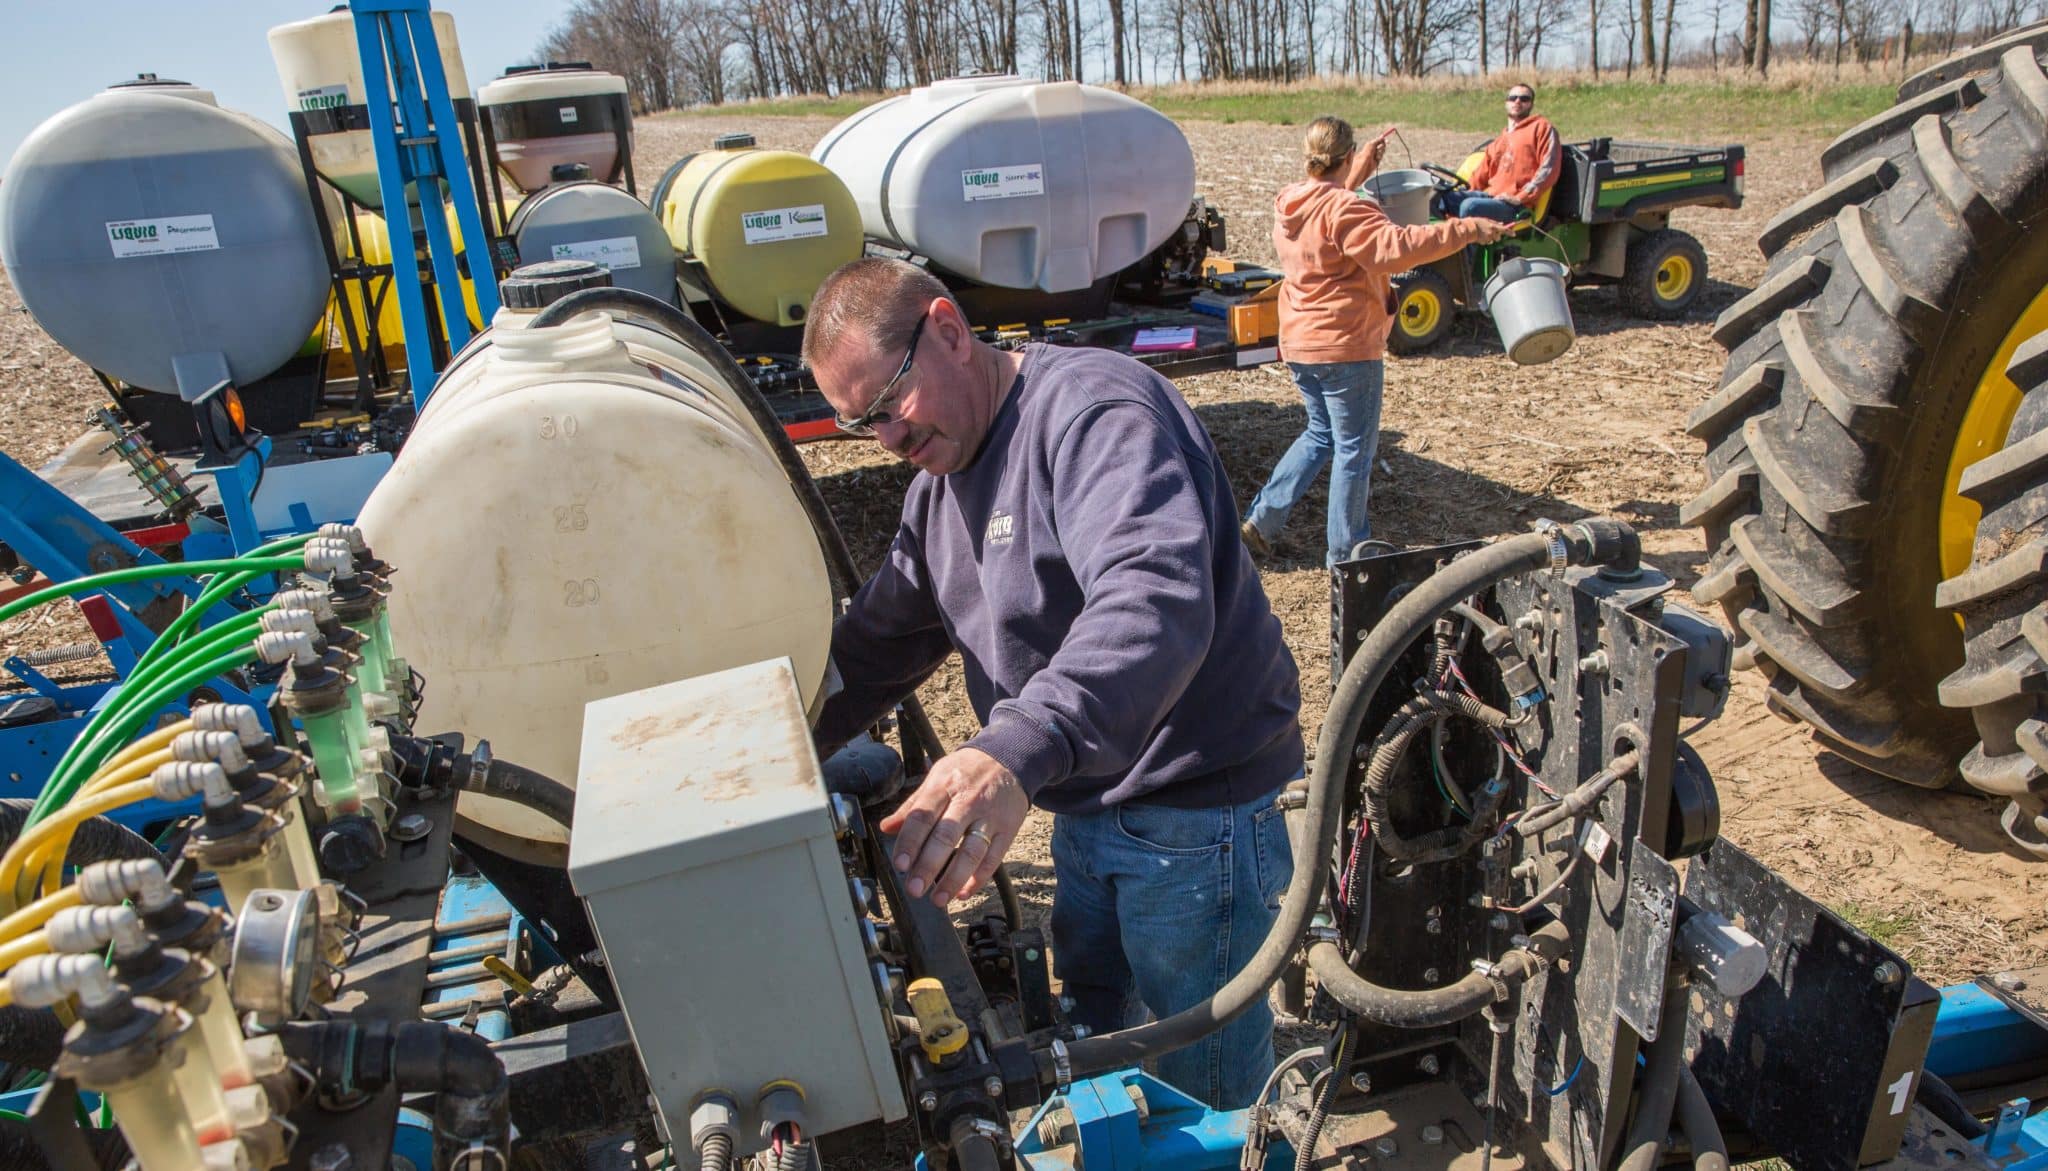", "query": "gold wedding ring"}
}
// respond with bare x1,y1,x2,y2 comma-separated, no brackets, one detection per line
965,822,995,845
